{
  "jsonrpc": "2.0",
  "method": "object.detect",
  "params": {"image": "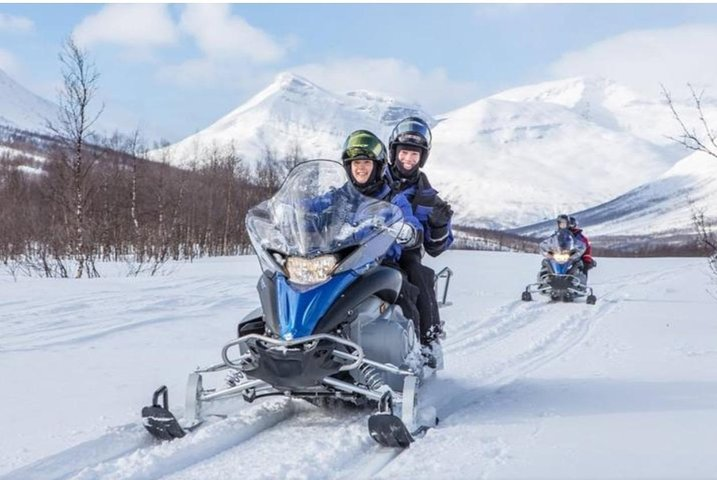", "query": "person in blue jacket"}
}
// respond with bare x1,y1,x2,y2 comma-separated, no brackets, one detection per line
340,129,424,327
386,117,454,348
